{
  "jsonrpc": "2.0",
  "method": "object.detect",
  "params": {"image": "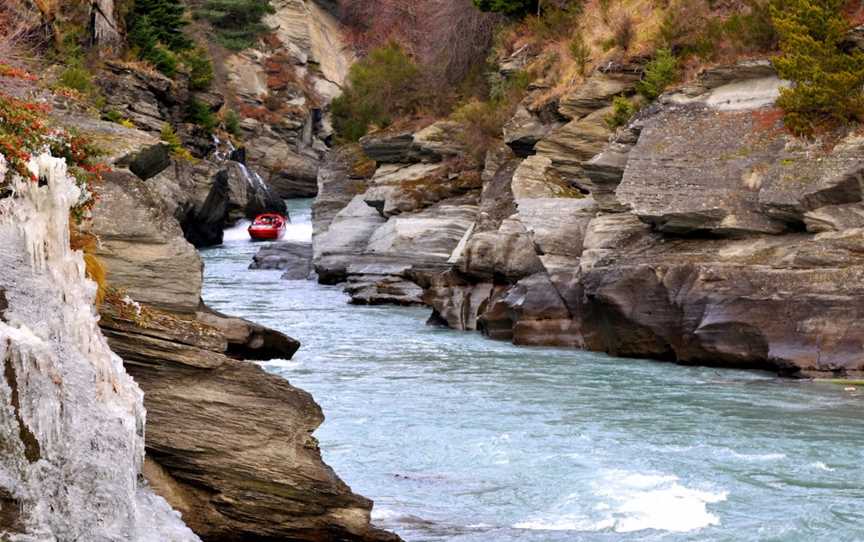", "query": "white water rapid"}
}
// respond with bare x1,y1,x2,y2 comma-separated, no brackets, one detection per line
0,154,198,541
